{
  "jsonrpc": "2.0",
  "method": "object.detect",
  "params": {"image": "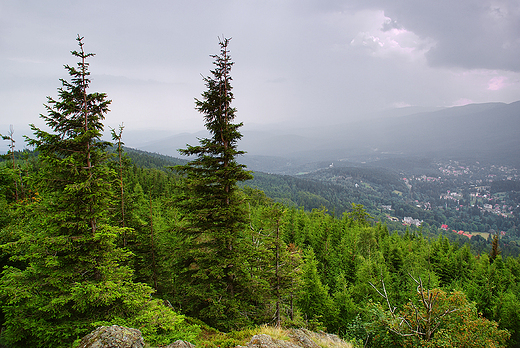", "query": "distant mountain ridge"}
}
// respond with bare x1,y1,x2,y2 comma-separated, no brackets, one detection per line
125,101,520,173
